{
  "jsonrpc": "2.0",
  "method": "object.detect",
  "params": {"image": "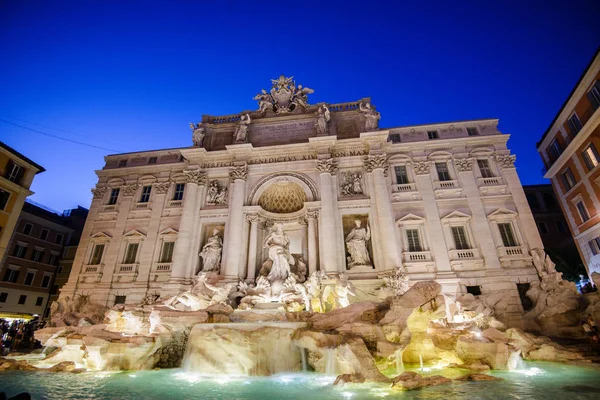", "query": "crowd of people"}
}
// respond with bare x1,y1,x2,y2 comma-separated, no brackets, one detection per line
0,319,43,356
